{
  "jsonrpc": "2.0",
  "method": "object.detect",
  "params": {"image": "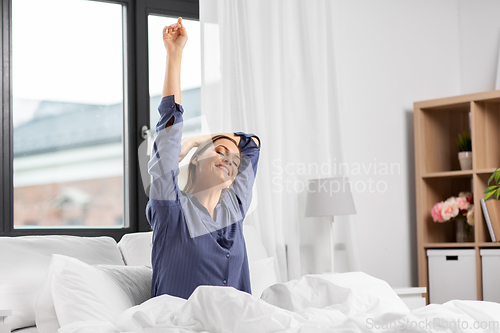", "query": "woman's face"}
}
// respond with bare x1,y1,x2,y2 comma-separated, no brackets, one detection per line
193,138,240,191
